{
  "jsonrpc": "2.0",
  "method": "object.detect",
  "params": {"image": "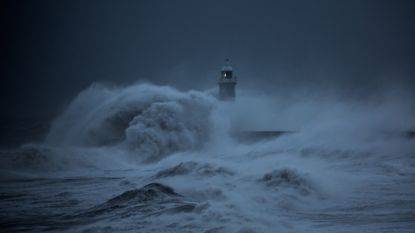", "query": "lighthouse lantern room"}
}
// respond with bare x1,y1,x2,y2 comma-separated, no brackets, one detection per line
218,59,237,100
